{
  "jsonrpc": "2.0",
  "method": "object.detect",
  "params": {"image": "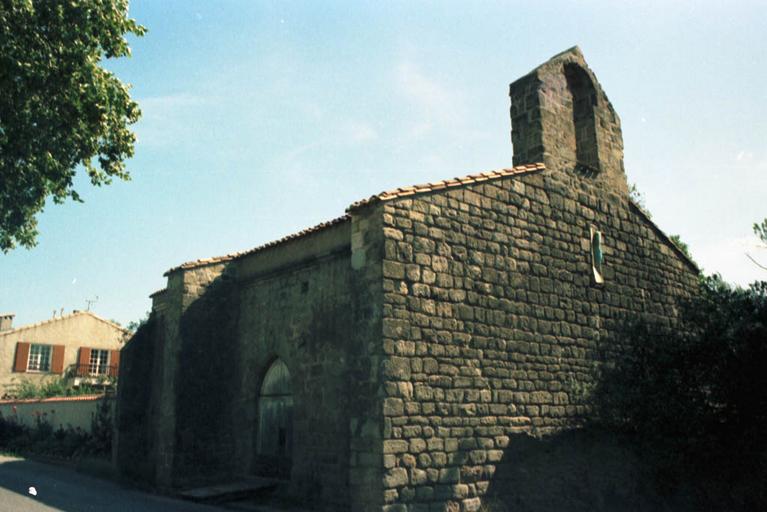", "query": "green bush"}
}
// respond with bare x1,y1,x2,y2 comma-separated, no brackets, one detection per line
13,377,105,400
593,275,767,503
0,401,112,459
